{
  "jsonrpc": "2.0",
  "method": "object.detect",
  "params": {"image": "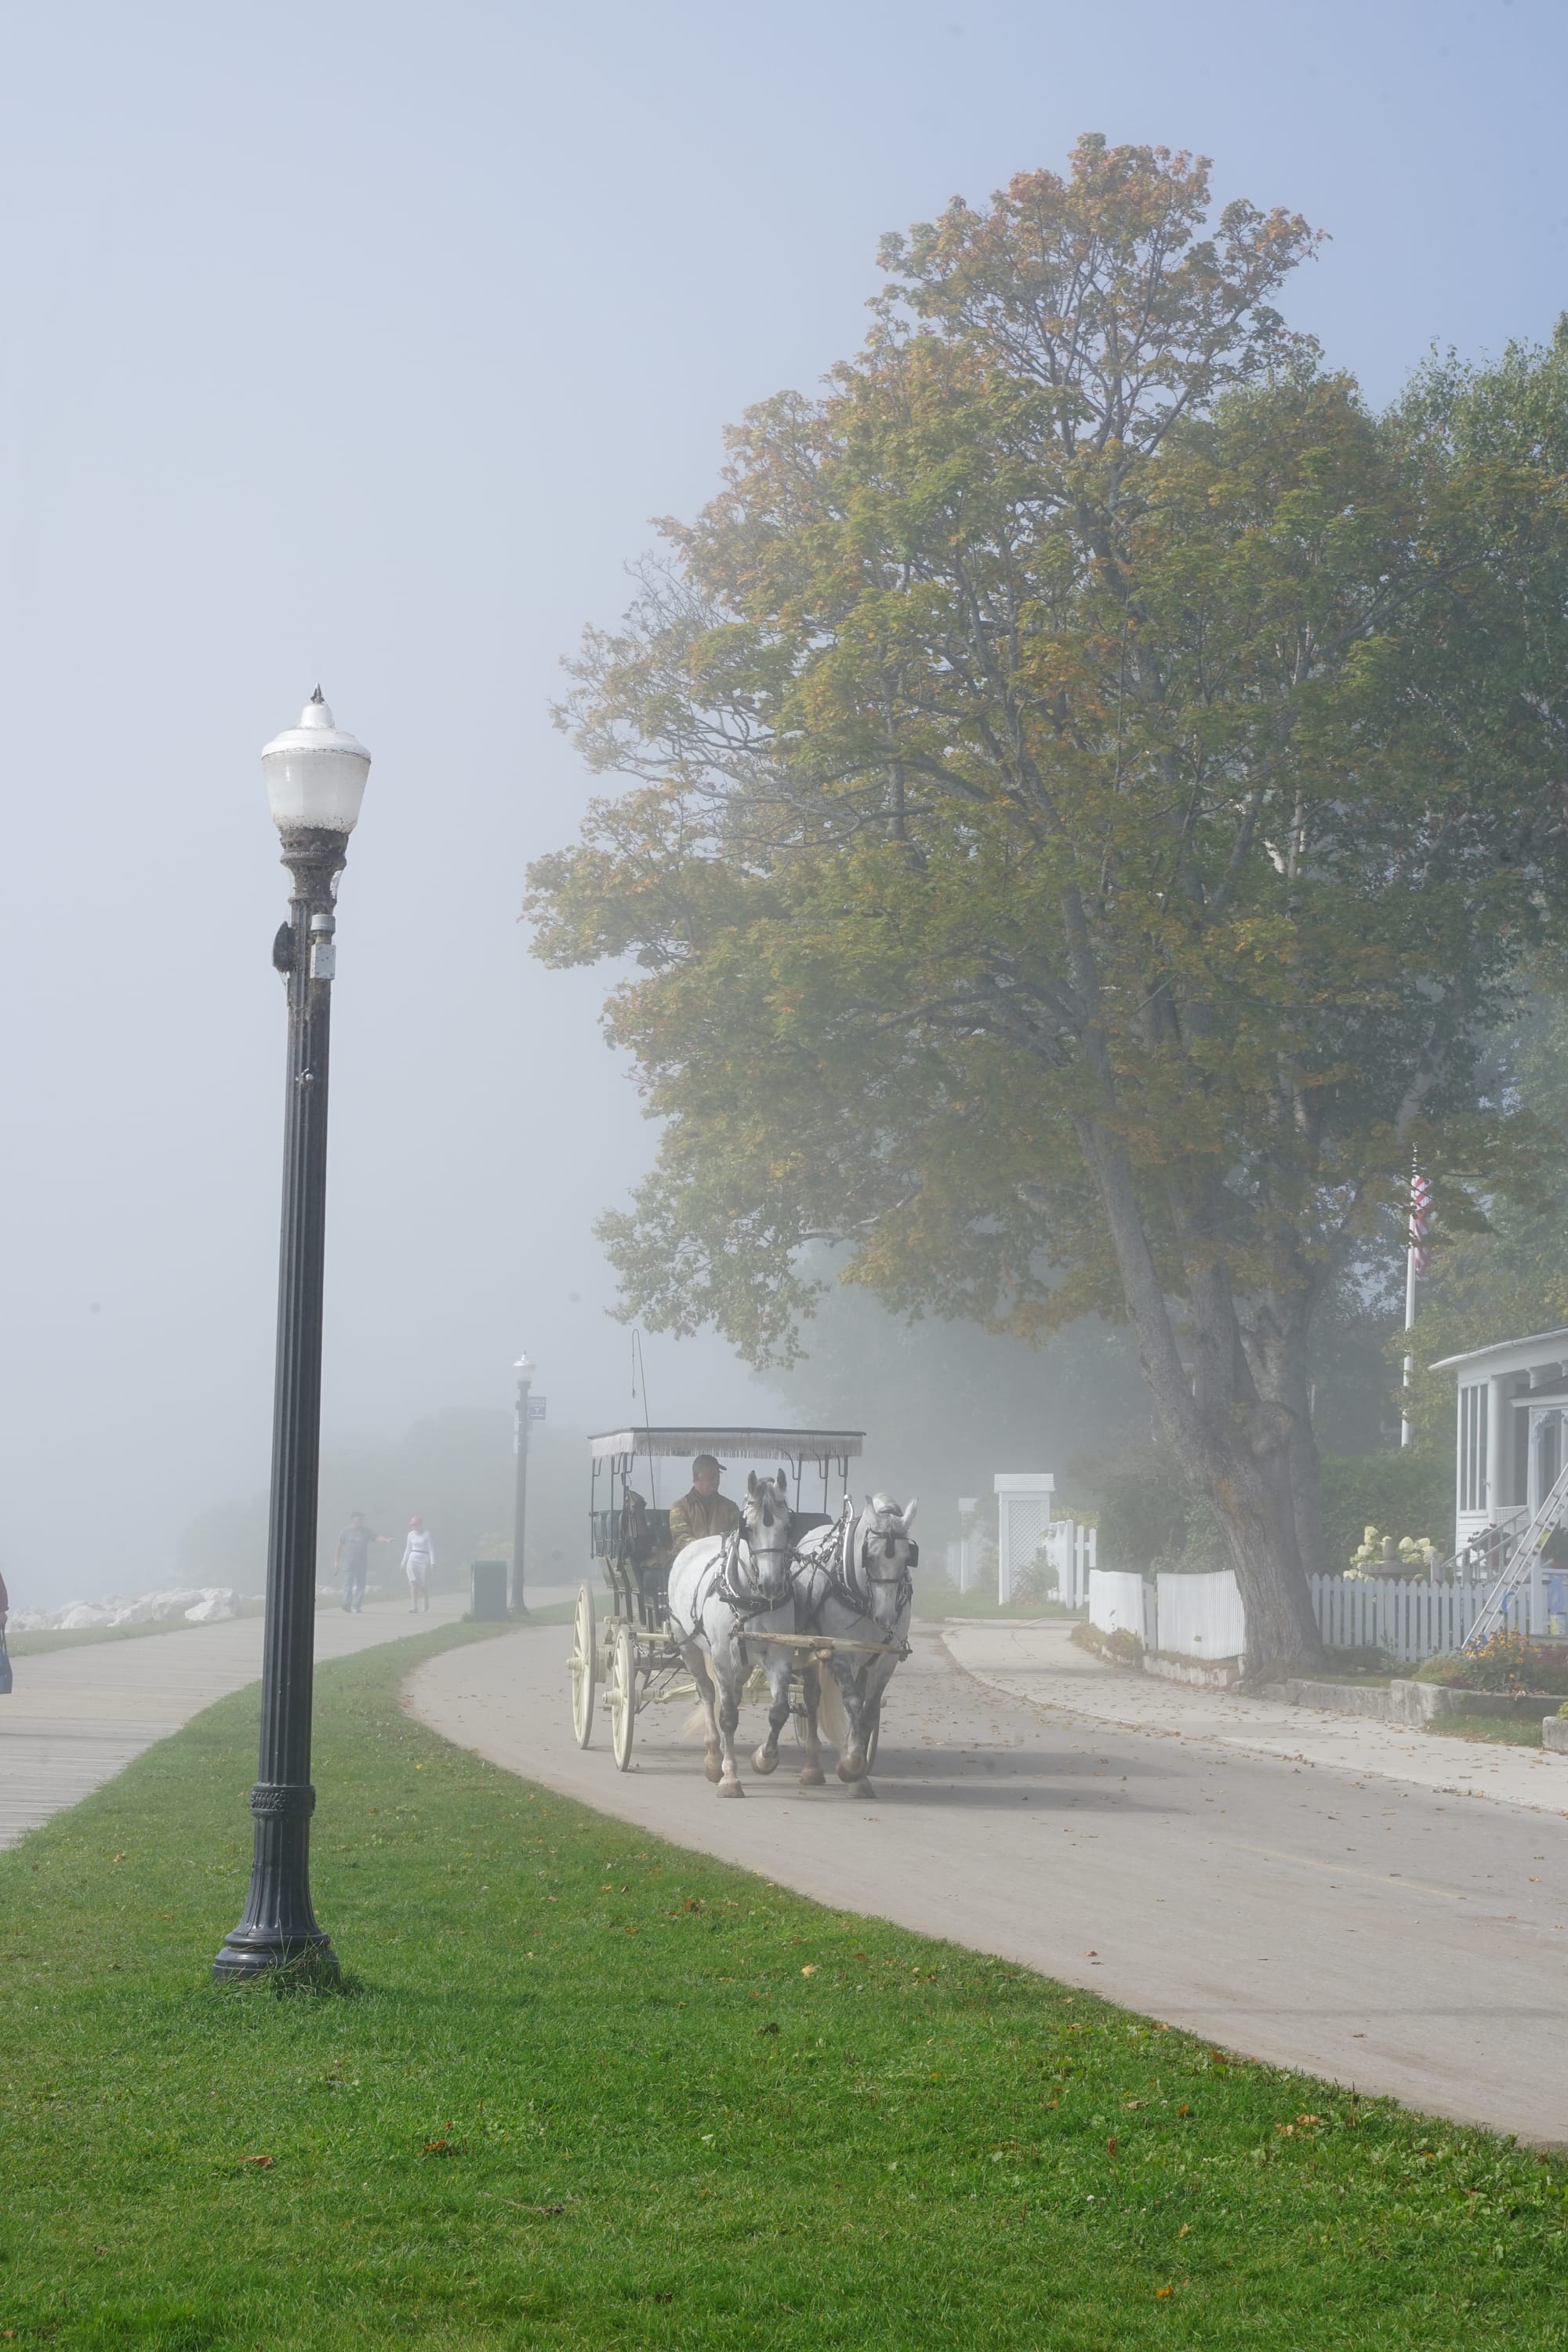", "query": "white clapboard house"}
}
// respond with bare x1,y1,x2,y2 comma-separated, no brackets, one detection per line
1430,1327,1568,1558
